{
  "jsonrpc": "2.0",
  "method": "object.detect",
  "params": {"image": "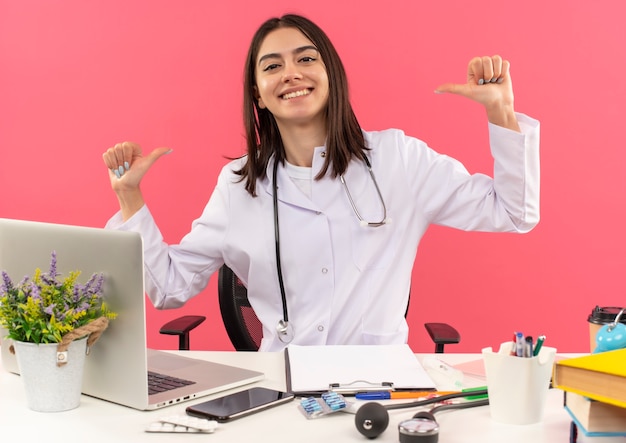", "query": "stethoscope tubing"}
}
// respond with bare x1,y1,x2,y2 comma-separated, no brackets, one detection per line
271,154,387,343
272,159,289,326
